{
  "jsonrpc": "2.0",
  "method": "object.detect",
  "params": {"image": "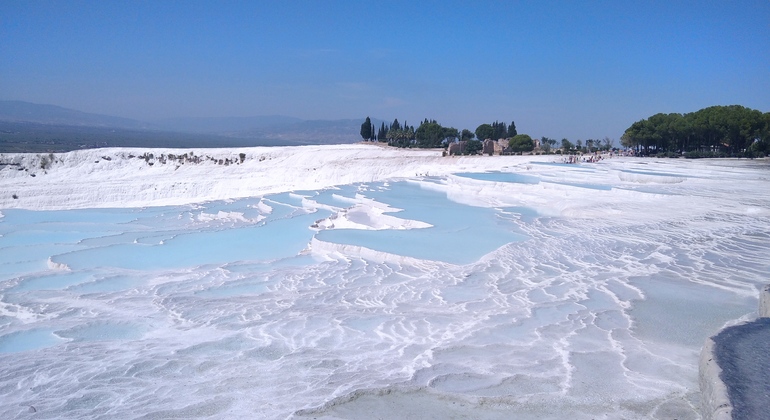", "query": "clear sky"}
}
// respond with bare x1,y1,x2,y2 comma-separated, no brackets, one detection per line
1,0,768,140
